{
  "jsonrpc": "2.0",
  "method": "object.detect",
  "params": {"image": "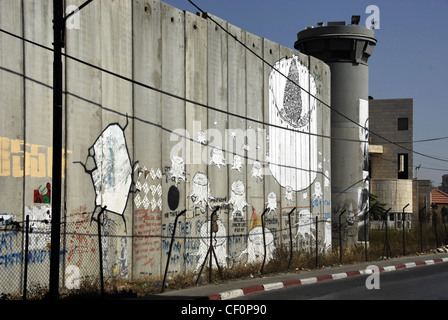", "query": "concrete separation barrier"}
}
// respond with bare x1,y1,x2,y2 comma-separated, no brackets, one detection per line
207,257,448,300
